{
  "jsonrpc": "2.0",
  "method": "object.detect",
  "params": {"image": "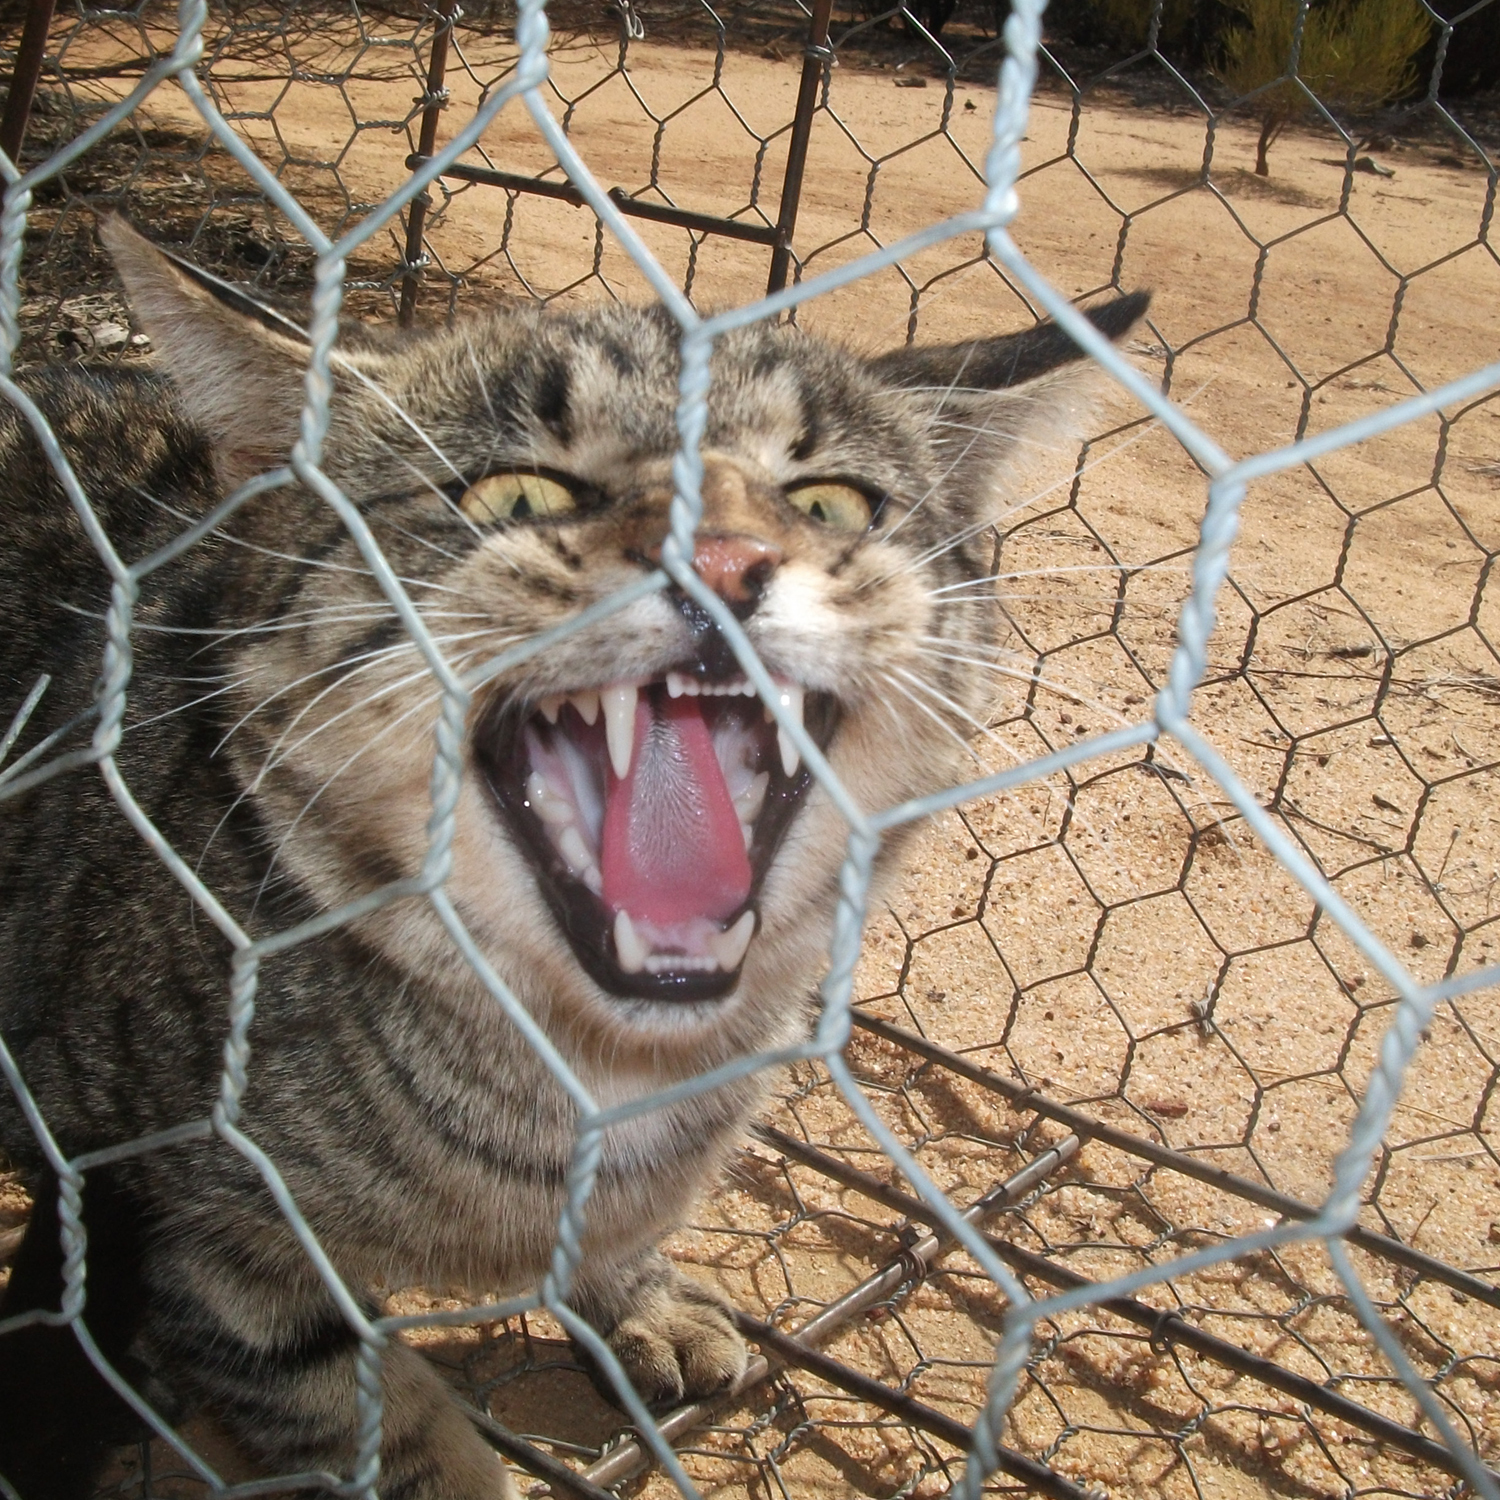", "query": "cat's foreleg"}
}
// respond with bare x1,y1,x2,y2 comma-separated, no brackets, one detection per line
138,1243,515,1500
572,1248,747,1405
